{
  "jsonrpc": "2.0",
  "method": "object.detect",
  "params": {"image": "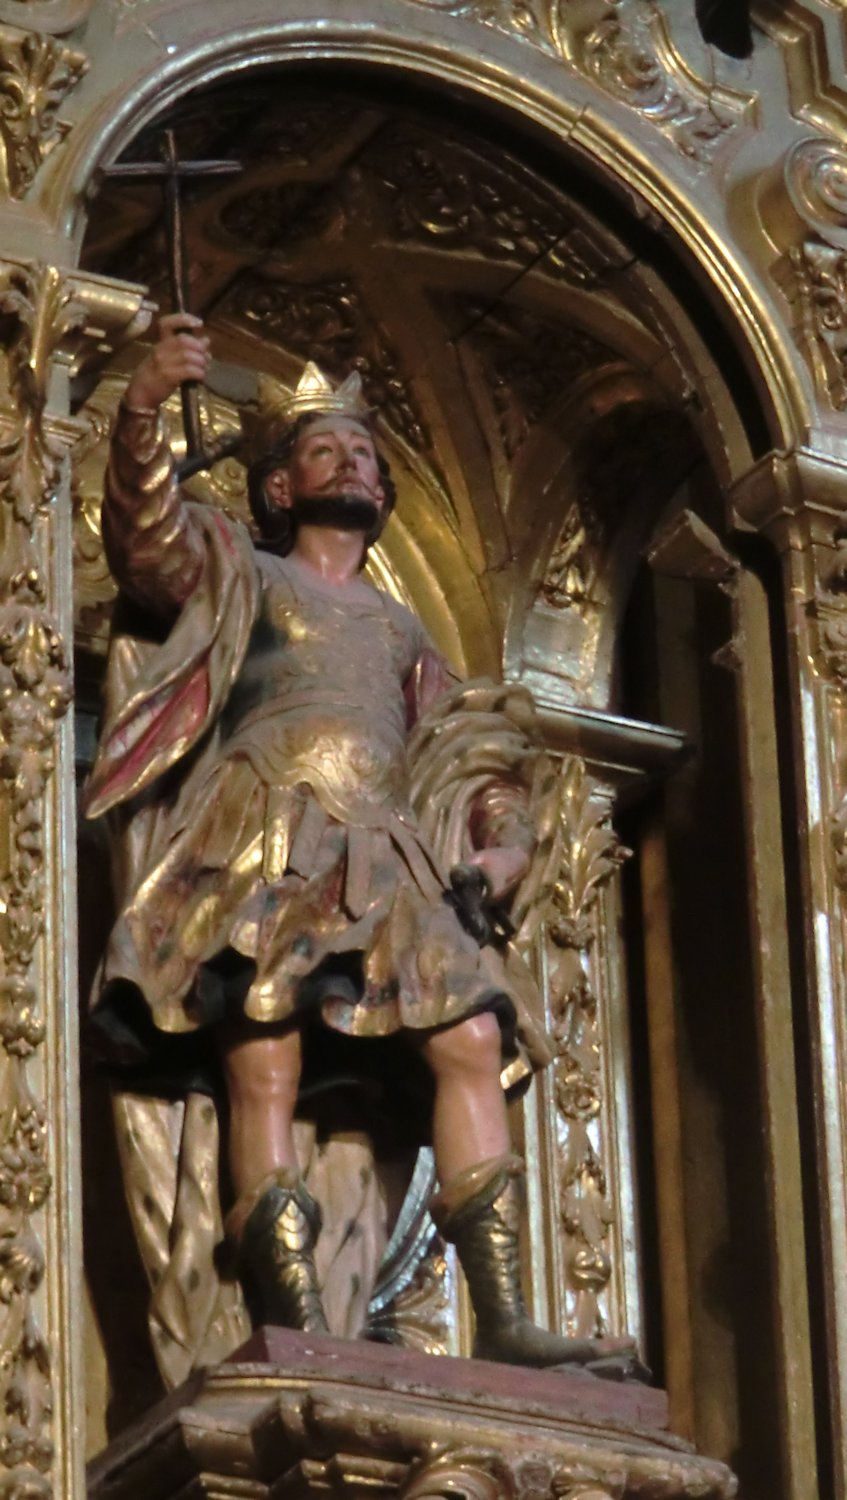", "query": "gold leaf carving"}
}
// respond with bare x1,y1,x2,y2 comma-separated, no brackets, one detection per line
409,1,746,166
458,301,616,460
222,273,429,451
549,758,629,1332
0,258,73,1500
0,261,86,528
540,405,698,617
811,527,847,688
0,567,69,1490
832,789,847,893
408,0,560,56
783,139,847,410
790,240,847,410
367,1250,452,1356
785,137,847,251
364,125,566,261
808,527,847,893
0,26,87,200
575,0,745,166
402,1448,514,1500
